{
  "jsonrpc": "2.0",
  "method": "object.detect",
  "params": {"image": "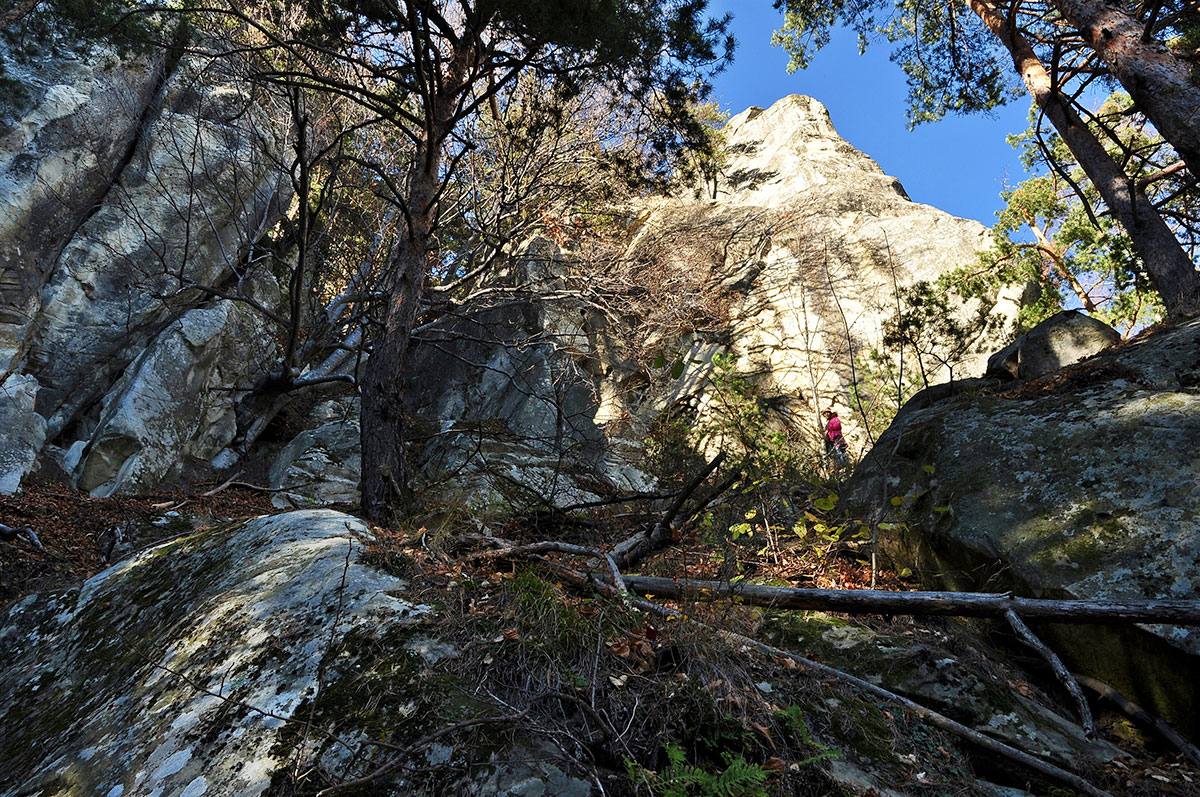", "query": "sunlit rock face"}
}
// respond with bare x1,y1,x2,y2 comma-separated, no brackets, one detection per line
847,317,1200,738
0,34,163,375
74,292,280,497
0,27,290,495
576,95,1023,452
